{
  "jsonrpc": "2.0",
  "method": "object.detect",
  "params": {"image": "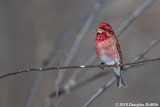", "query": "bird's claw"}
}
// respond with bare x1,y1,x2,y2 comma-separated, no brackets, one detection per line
99,62,105,70
114,62,118,68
